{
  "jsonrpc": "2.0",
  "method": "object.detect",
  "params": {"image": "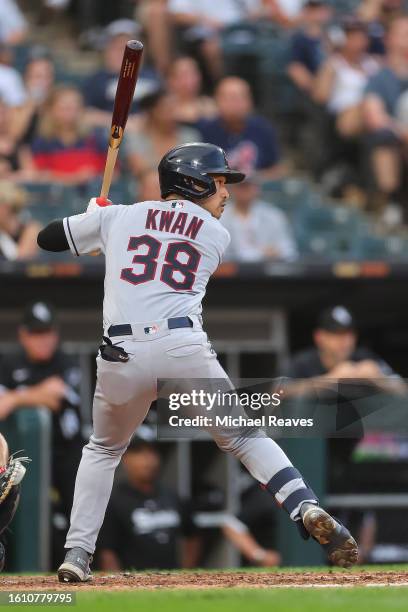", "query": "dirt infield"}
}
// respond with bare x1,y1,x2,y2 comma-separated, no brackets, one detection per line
0,570,407,591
